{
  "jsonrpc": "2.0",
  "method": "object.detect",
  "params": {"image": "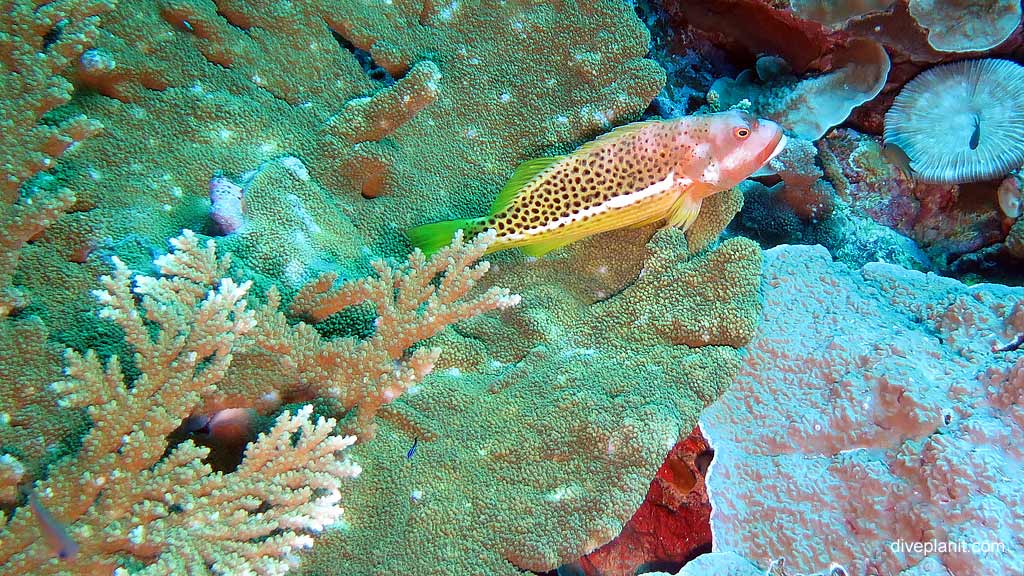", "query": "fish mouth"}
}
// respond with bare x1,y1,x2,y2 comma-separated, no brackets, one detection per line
761,131,788,165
